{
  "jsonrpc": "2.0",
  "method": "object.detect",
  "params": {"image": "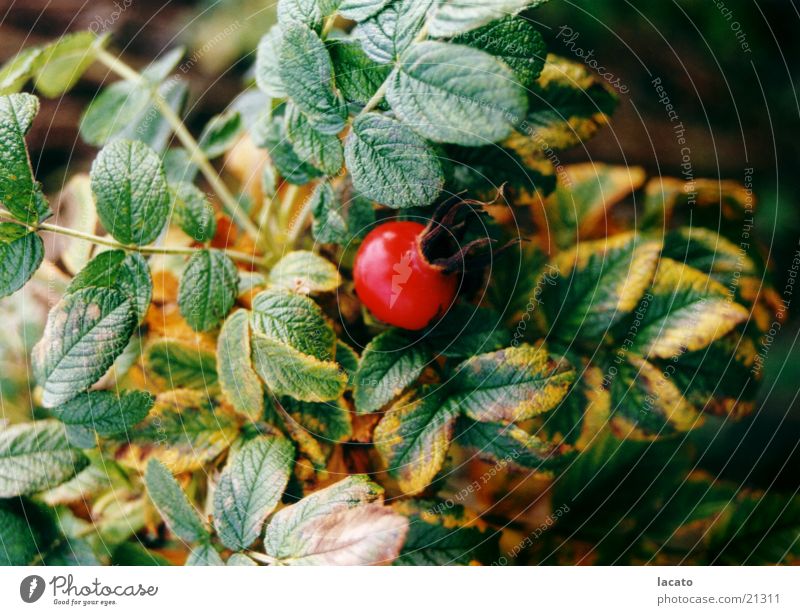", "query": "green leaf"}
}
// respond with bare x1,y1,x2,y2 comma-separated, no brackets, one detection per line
0,93,50,223
117,390,240,472
178,249,240,332
0,420,88,497
345,112,443,208
79,82,151,146
56,389,154,449
199,110,244,159
0,499,41,564
279,24,346,134
0,48,41,95
285,104,344,175
213,435,294,551
217,310,264,421
145,338,219,391
454,417,572,471
227,553,258,566
625,258,750,359
269,250,342,294
280,396,353,443
255,27,287,98
0,223,43,298
338,0,391,21
374,387,458,495
310,181,375,244
428,0,548,38
171,181,217,243
33,31,107,98
186,542,225,566
251,332,347,402
278,0,325,29
67,249,152,323
251,289,336,361
388,41,528,146
354,329,430,414
336,340,360,389
145,458,209,543
33,287,137,407
540,233,663,343
90,139,171,245
327,39,392,104
507,55,617,155
452,15,546,89
264,475,406,565
261,113,324,185
425,303,509,358
354,0,433,64
394,499,498,565
447,344,575,423
111,542,171,566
